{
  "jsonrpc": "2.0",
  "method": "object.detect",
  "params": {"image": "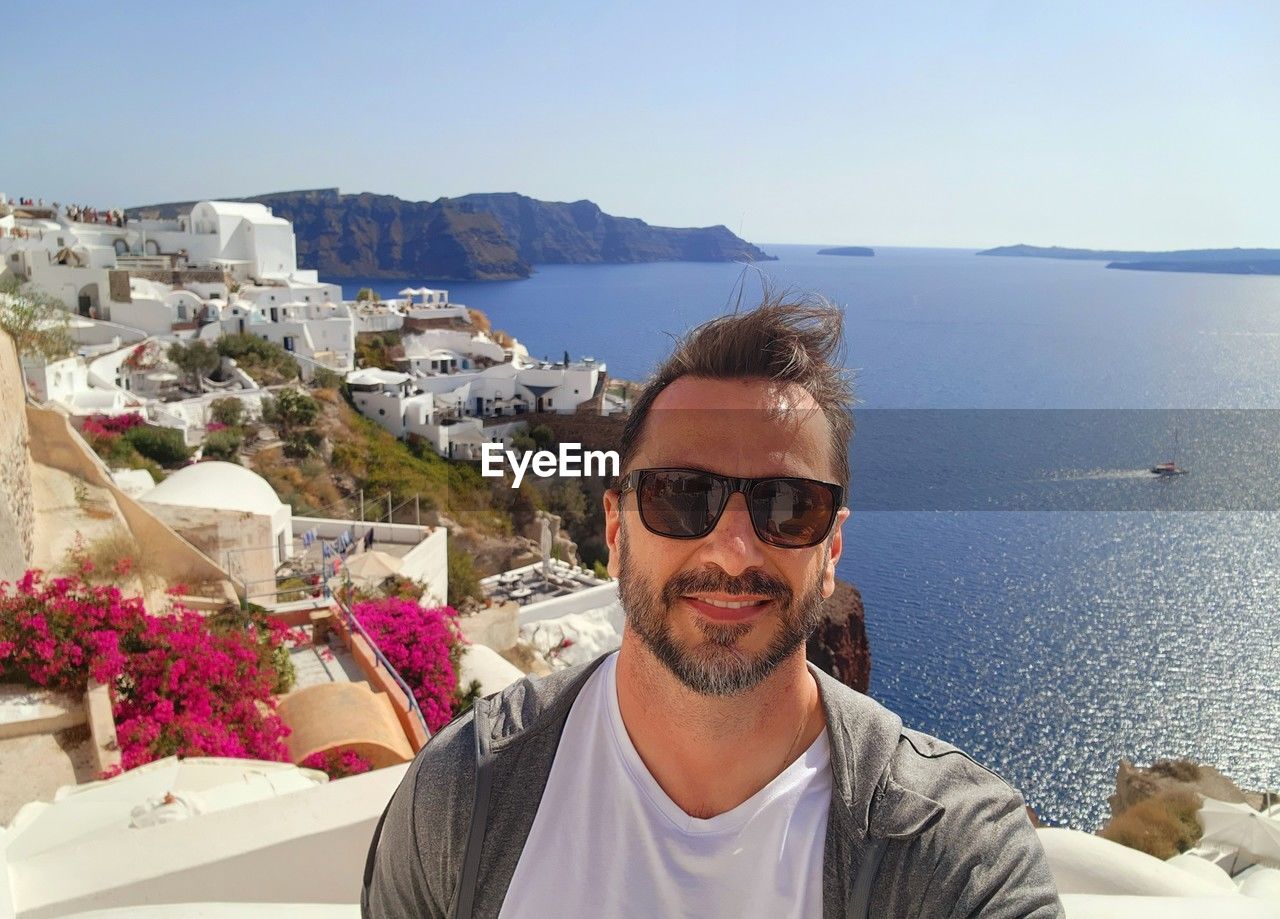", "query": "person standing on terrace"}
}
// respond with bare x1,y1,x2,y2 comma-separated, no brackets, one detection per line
363,295,1064,918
